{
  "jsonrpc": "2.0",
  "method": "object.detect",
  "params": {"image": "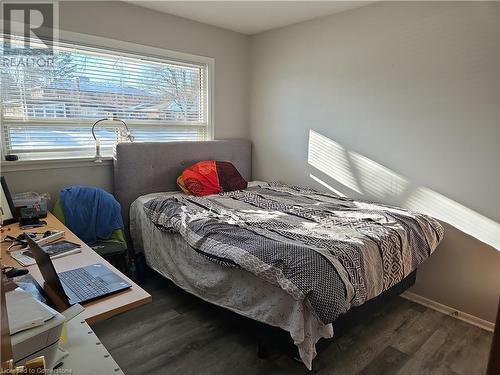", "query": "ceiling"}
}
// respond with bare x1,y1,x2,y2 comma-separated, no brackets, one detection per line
127,1,373,35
